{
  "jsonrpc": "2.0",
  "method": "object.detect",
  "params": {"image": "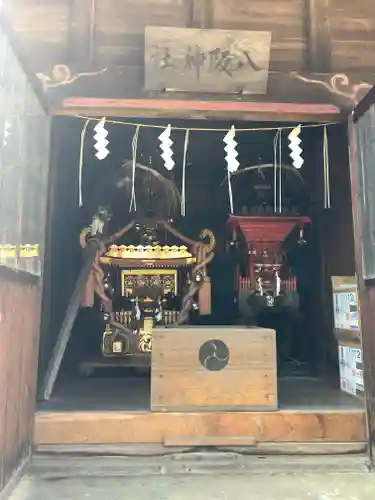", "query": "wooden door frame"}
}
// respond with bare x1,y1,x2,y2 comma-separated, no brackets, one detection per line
348,85,375,467
353,87,375,123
